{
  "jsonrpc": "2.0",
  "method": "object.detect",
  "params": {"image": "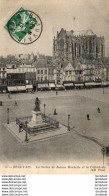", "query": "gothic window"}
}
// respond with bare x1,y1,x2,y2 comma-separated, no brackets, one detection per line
72,43,74,58
89,38,92,53
66,42,68,52
79,44,81,57
96,46,98,58
60,39,64,51
75,43,76,57
101,44,104,58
